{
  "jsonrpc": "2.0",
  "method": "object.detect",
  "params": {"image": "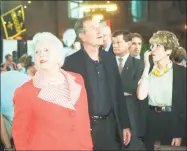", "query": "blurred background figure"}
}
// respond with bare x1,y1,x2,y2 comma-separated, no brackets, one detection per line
62,28,79,57
12,51,18,64
170,46,187,67
1,71,31,150
17,54,27,74
1,54,18,72
102,26,113,53
24,55,37,77
129,33,143,60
